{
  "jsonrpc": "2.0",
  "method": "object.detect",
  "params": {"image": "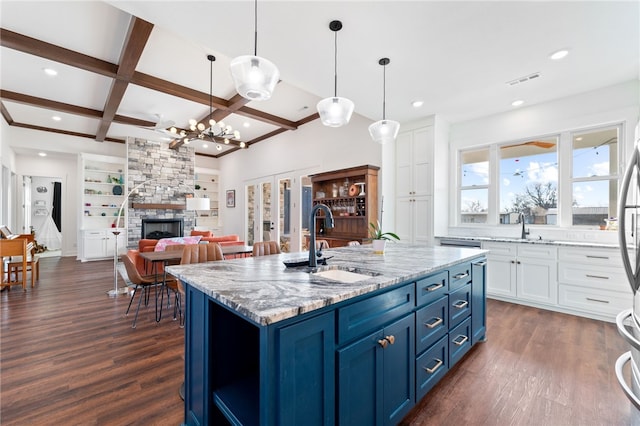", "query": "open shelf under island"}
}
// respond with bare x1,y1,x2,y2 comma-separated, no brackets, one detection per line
167,244,488,426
